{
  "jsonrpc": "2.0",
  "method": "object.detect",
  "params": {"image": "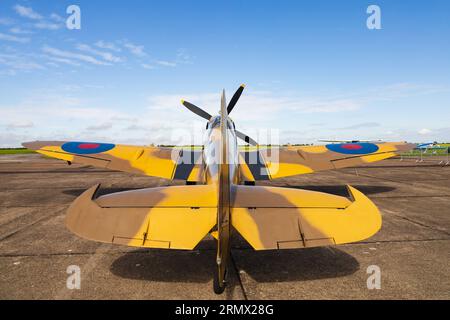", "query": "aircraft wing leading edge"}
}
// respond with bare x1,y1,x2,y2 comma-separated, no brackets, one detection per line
22,141,203,181
239,141,416,180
